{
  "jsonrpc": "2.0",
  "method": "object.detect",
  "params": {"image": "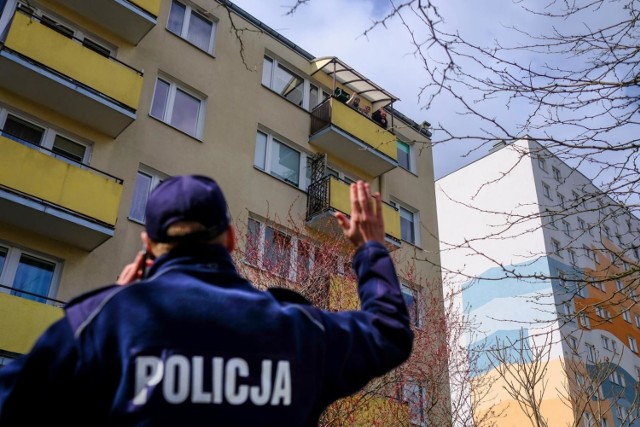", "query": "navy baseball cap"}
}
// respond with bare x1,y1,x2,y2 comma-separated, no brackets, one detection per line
145,175,230,242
